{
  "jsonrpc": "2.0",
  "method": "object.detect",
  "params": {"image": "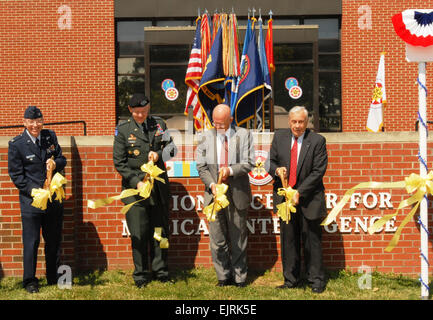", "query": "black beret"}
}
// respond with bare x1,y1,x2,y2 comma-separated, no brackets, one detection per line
128,93,150,108
24,106,43,119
